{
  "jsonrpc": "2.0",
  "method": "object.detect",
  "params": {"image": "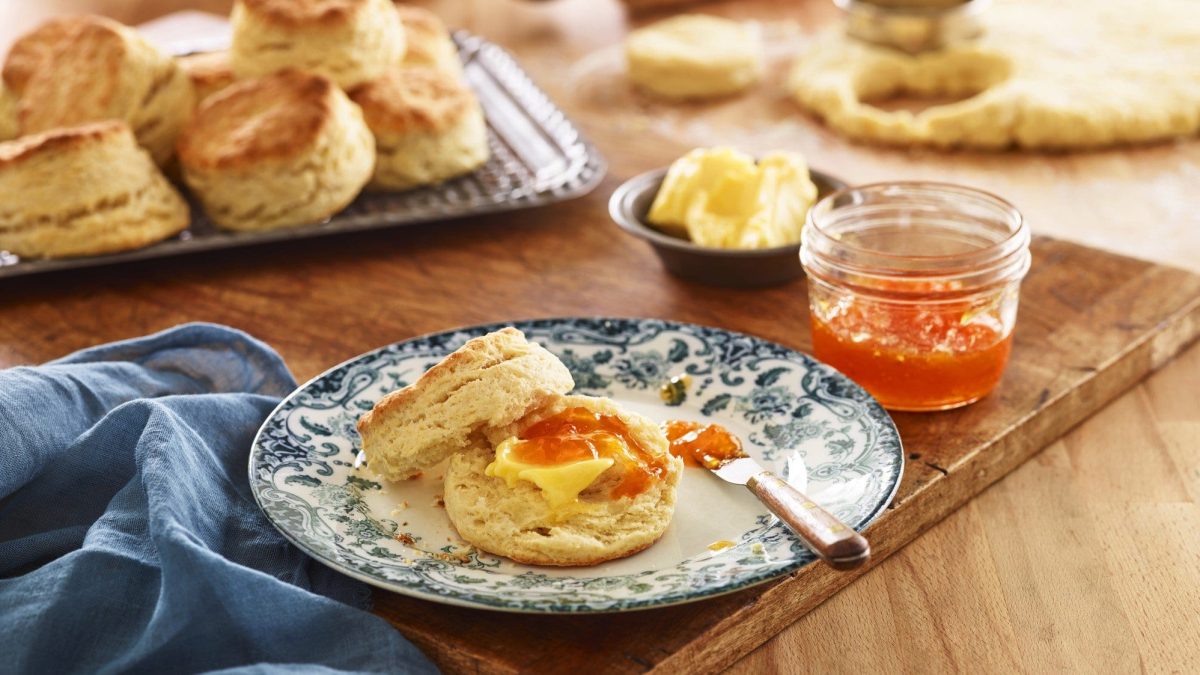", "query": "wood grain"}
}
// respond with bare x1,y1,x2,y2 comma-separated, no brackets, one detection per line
3,1,1200,673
